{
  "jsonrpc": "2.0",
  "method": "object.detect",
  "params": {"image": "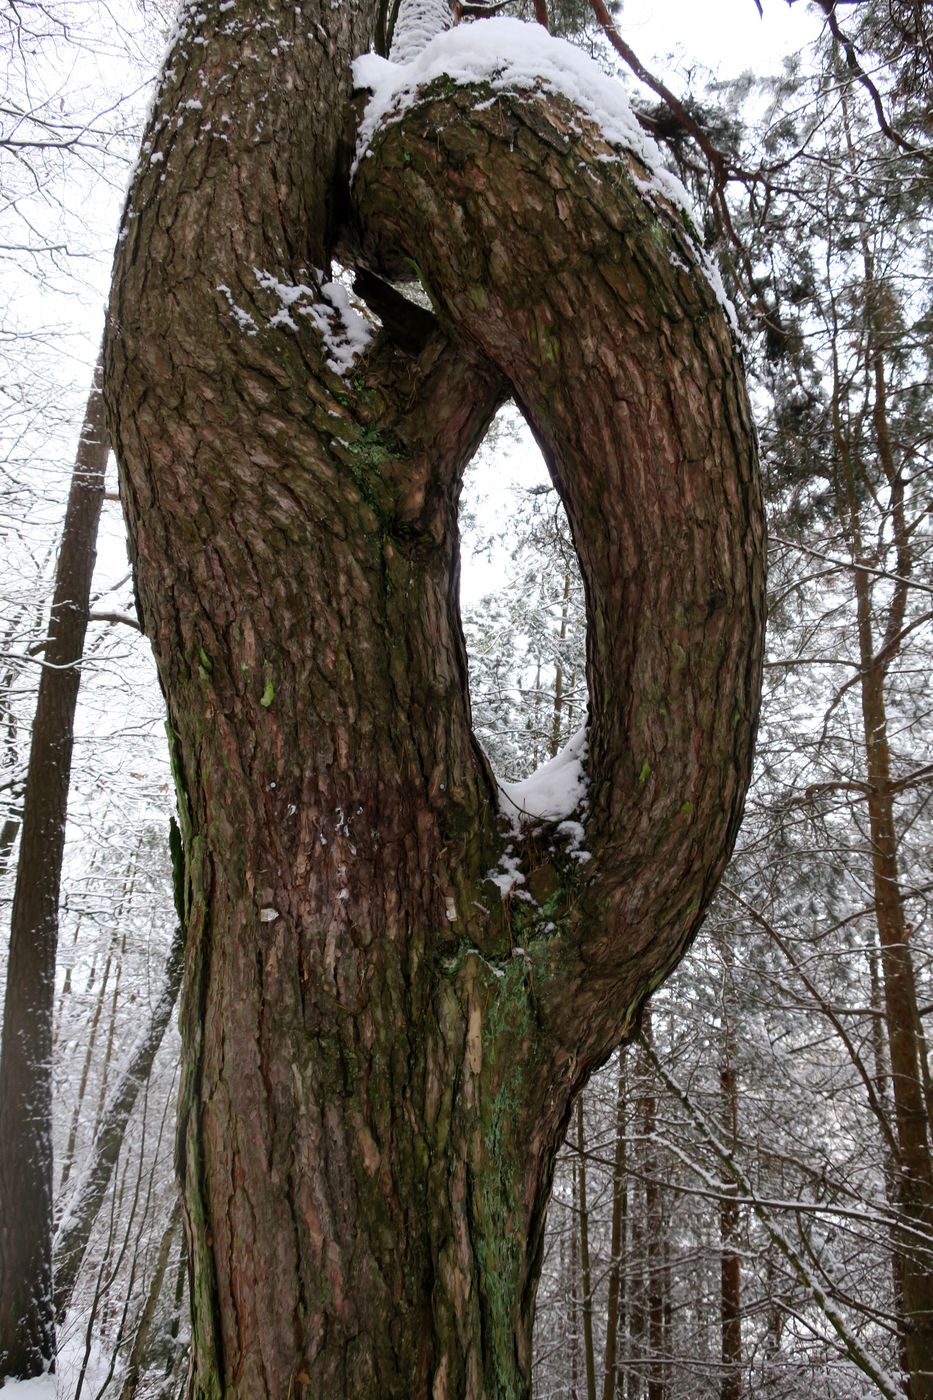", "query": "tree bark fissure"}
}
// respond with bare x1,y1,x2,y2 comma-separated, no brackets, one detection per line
104,5,764,1396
